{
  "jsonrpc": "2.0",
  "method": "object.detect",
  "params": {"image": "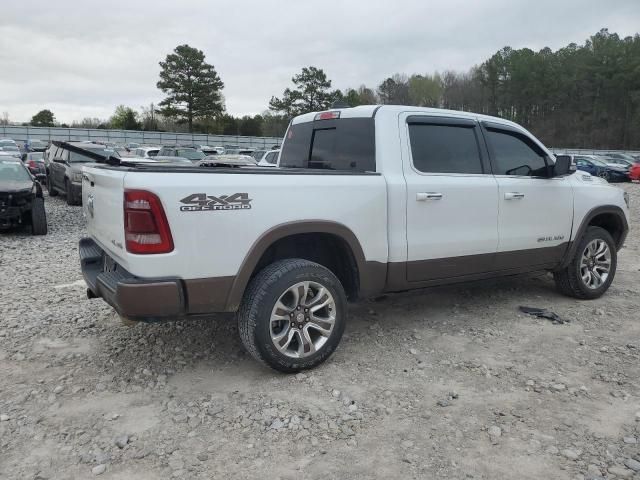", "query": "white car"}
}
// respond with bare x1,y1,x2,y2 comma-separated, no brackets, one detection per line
251,149,280,167
133,147,160,158
79,105,630,372
0,145,22,158
0,138,17,149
